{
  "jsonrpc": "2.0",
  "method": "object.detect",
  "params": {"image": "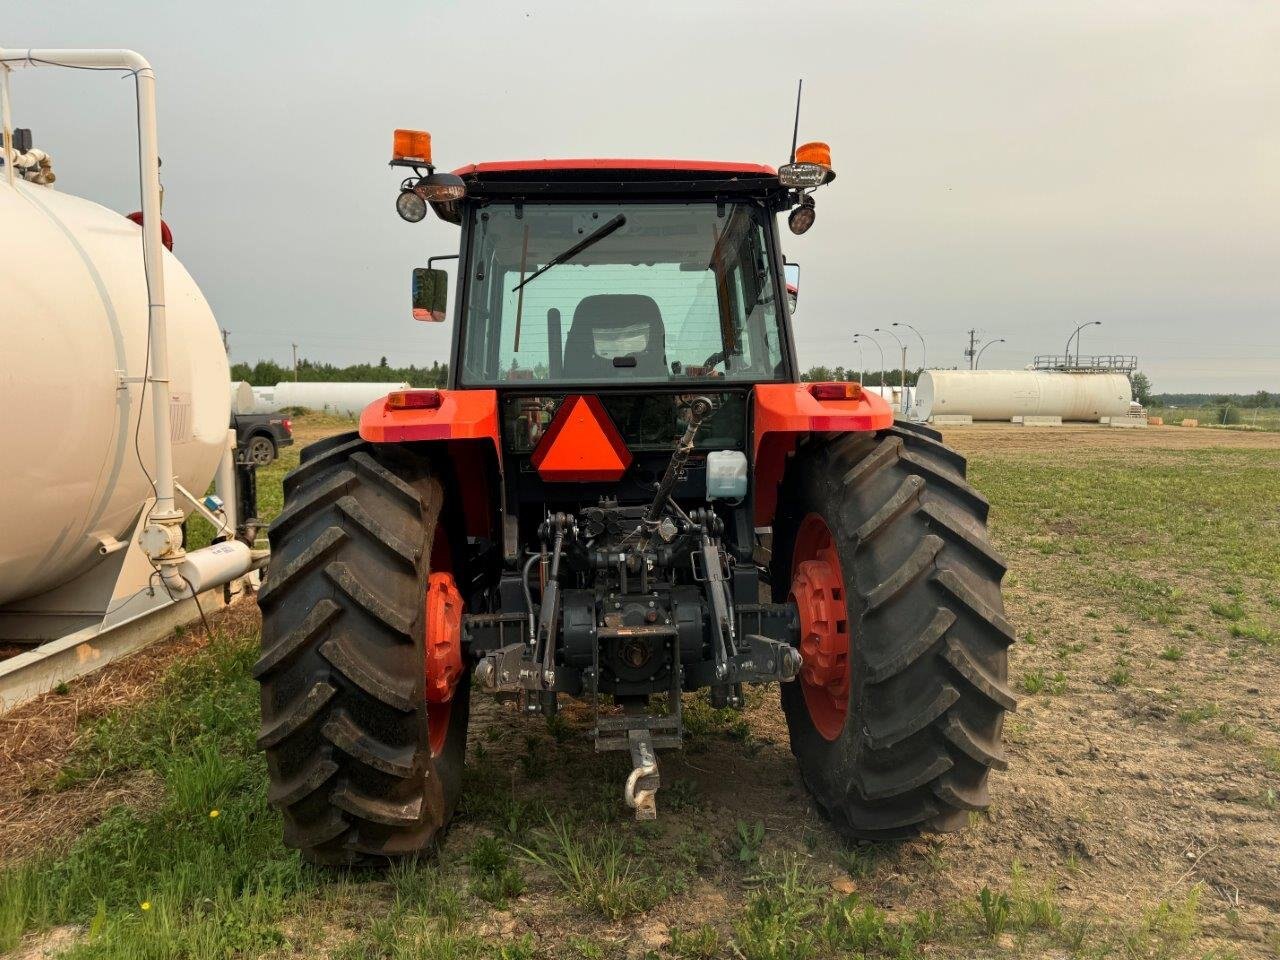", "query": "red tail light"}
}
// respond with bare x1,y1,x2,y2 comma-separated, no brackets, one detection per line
809,382,863,401
282,418,293,434
386,389,443,410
